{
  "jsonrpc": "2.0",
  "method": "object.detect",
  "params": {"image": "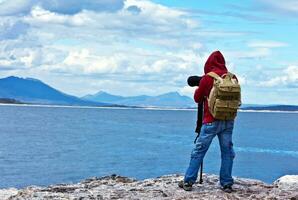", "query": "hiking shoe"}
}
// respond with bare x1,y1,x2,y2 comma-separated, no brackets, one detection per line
178,180,193,191
221,185,233,193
